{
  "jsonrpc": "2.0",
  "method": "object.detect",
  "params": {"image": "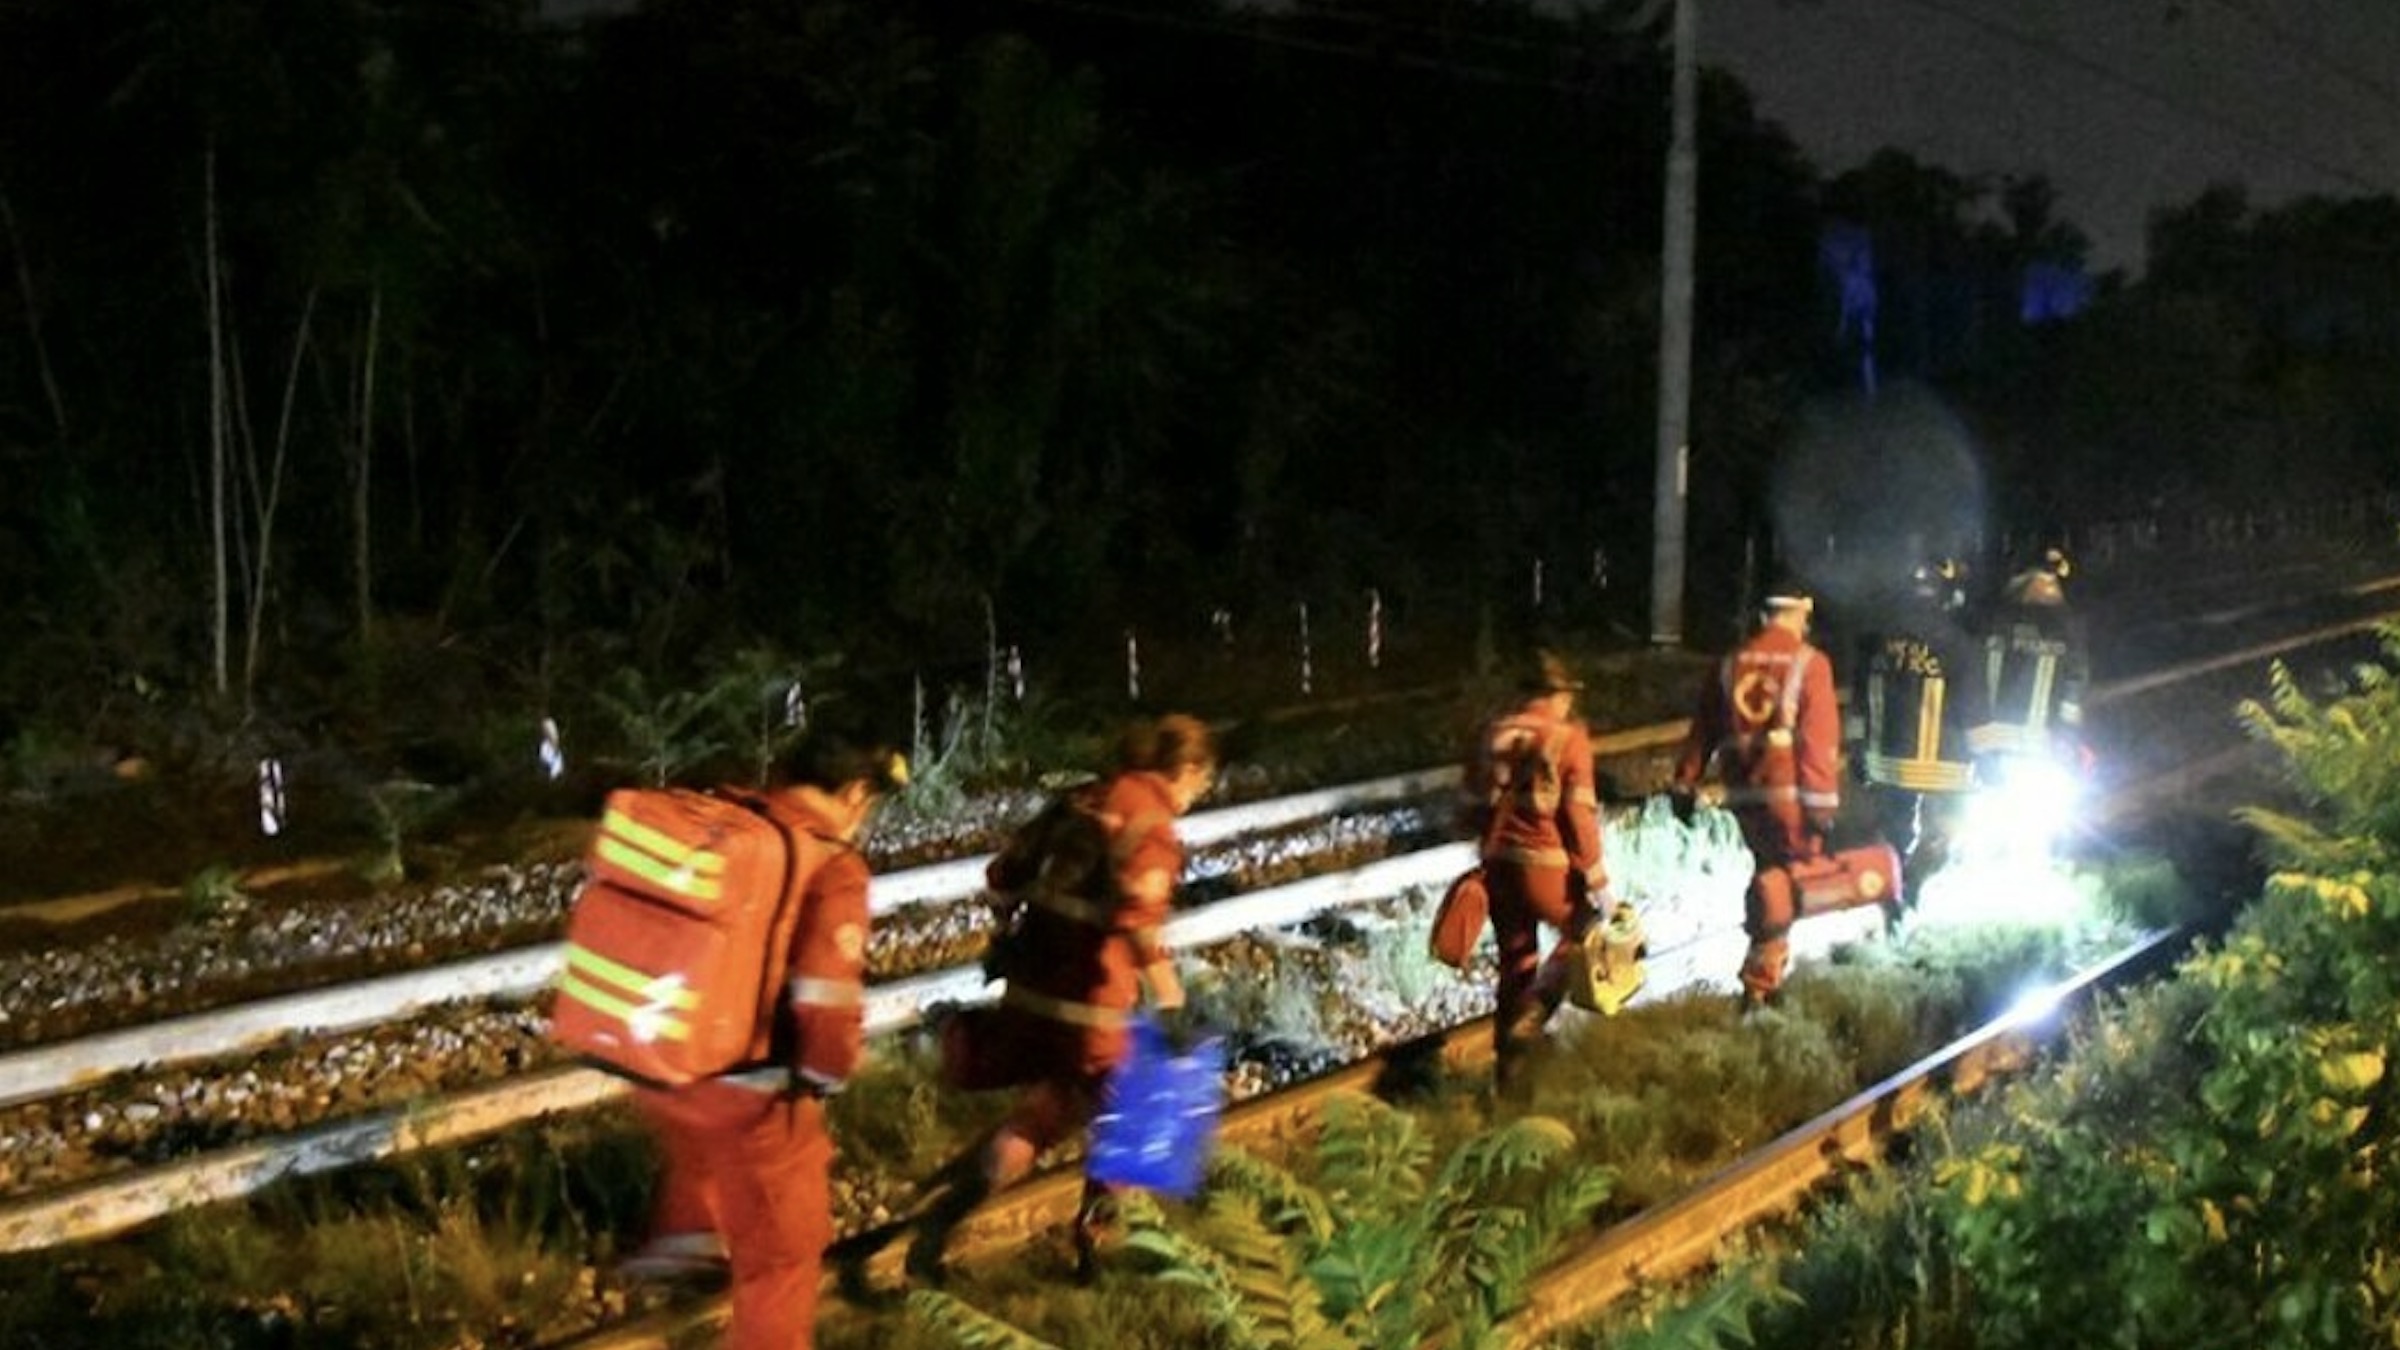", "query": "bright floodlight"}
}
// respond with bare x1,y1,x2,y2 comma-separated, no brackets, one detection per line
1907,852,2089,931
1958,751,2080,865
